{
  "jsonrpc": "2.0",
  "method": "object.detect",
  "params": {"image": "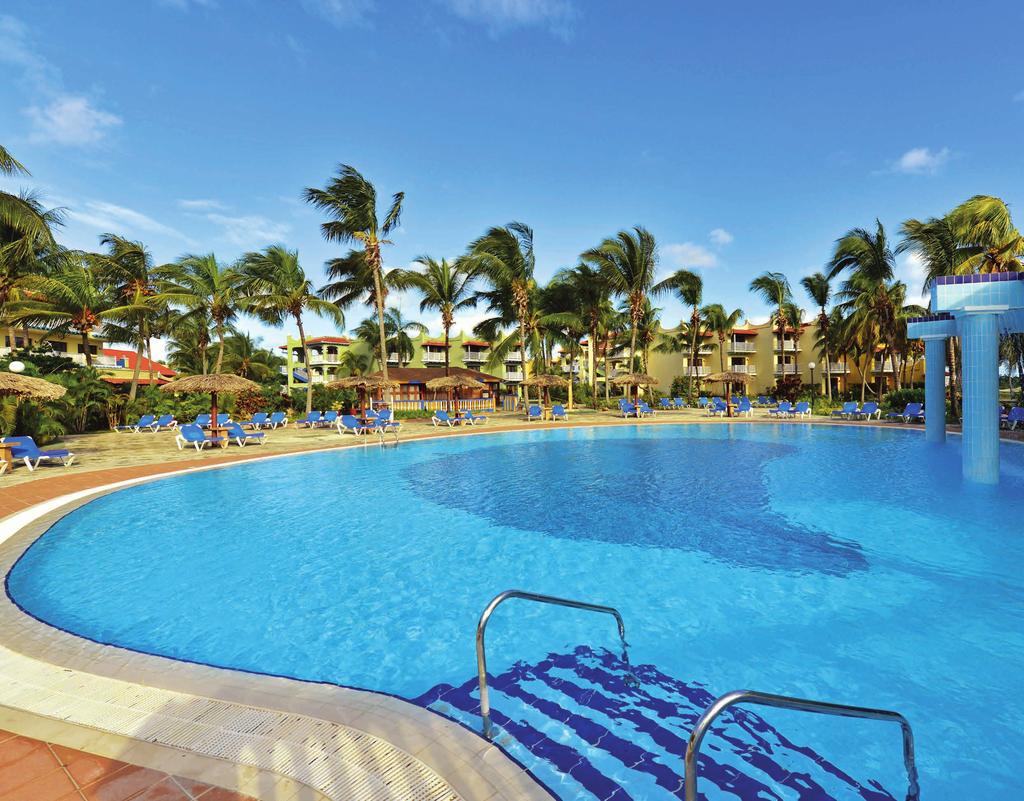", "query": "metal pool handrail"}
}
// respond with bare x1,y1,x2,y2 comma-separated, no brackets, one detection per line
684,689,920,801
476,589,628,741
